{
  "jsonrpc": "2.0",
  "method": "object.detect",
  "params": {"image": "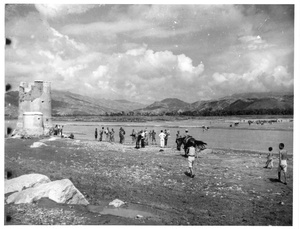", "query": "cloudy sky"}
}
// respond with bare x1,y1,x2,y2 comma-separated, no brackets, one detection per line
5,3,295,104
